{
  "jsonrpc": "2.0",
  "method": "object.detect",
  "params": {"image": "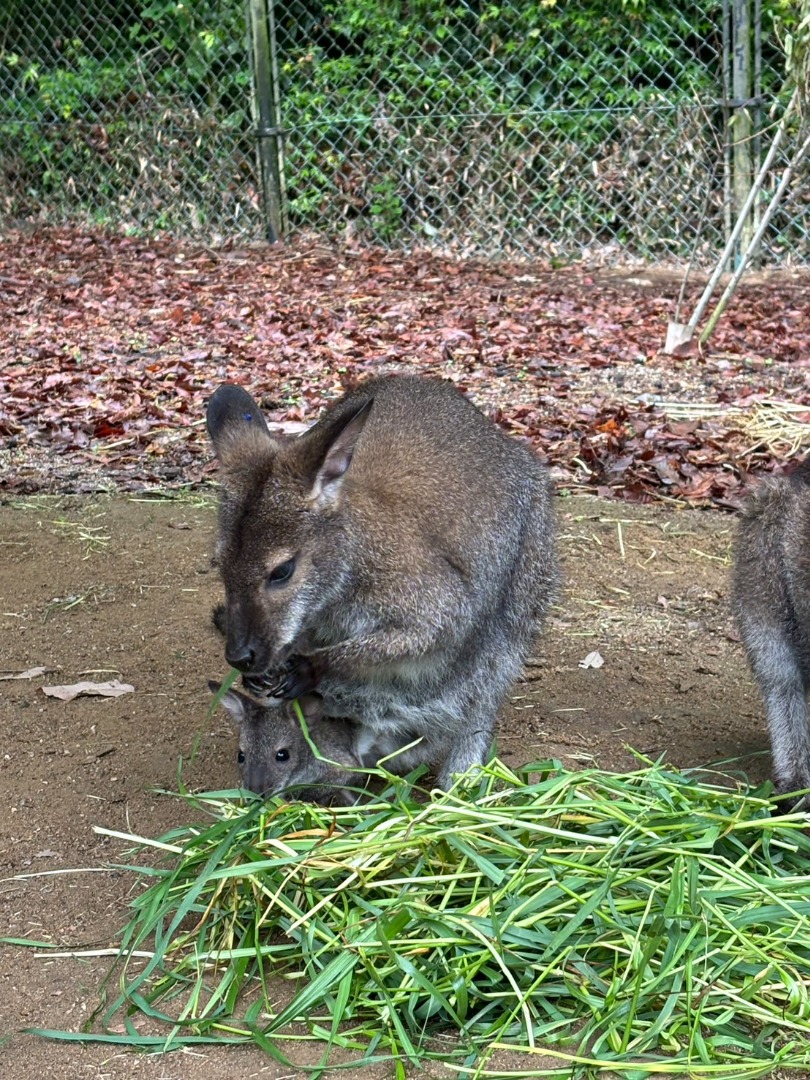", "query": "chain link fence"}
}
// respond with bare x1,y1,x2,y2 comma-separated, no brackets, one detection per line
0,0,262,237
1,0,807,263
